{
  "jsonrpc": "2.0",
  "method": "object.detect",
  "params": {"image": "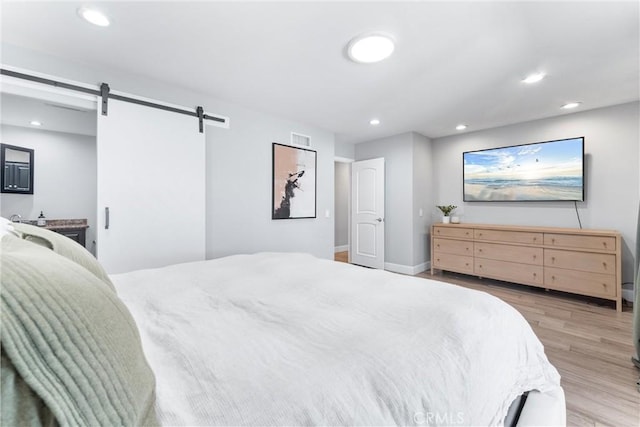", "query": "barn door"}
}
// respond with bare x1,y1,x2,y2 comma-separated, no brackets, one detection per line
96,99,205,274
